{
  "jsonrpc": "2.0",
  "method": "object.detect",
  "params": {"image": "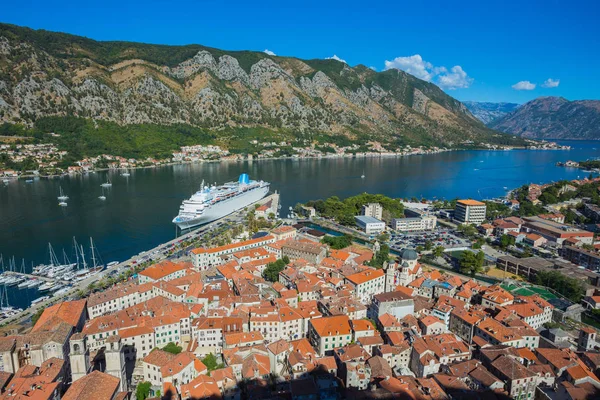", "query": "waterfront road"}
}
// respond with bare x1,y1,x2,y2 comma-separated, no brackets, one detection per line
1,193,279,328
